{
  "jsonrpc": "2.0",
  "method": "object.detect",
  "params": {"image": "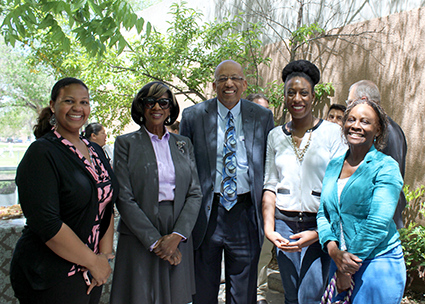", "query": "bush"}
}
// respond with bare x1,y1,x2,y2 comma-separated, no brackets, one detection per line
403,185,425,226
0,181,16,194
399,185,425,289
399,223,425,276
